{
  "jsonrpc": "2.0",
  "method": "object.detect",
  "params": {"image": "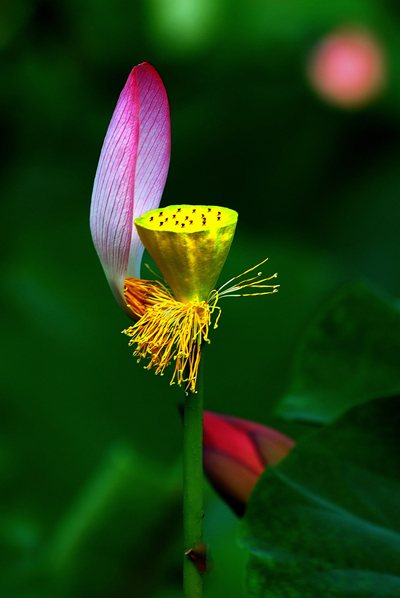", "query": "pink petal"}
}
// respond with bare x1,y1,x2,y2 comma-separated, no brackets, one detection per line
90,63,170,312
